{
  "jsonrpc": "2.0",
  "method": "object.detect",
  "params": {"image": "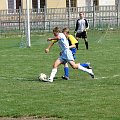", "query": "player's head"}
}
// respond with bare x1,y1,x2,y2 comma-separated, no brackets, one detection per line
53,27,61,36
79,12,84,19
62,27,69,37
